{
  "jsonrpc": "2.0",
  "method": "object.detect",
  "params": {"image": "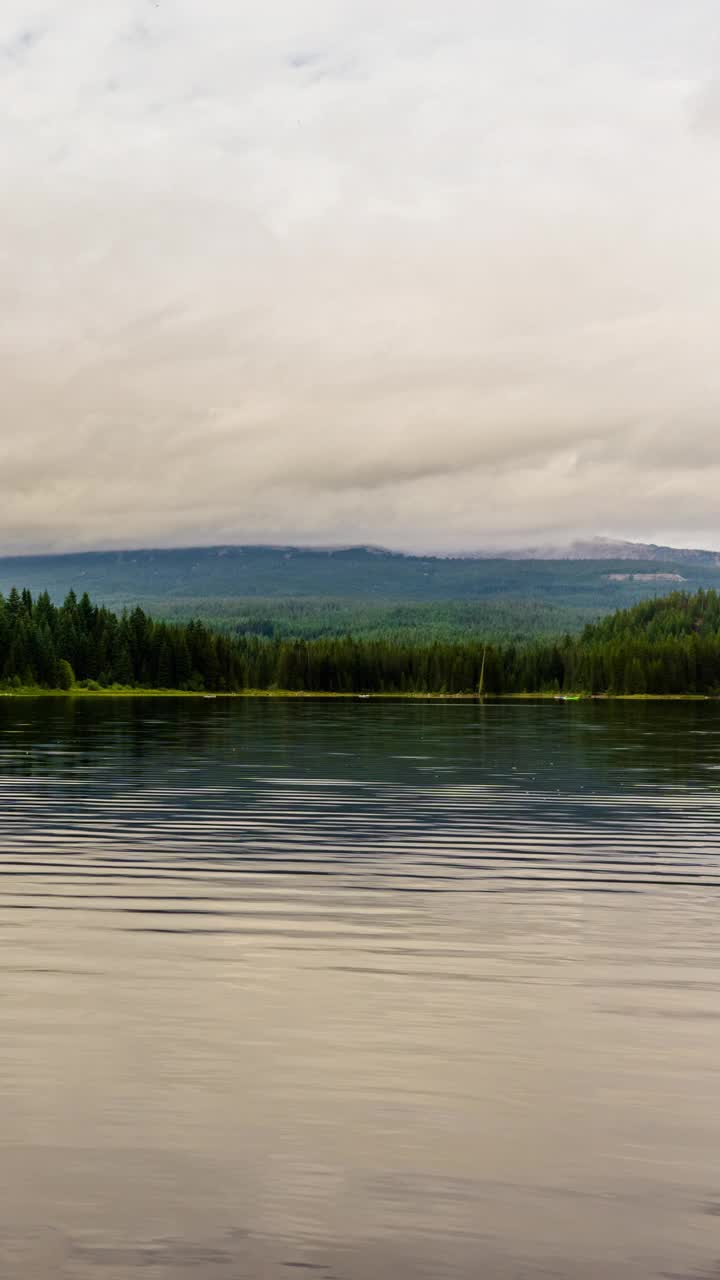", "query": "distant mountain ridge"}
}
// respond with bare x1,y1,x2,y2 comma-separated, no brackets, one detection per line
0,540,719,613
471,537,720,564
3,536,719,566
